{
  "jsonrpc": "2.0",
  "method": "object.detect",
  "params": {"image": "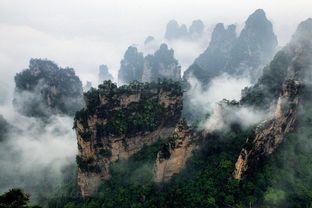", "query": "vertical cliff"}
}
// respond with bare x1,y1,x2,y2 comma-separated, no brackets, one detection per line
234,18,312,180
74,80,183,196
154,119,200,183
13,59,83,117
